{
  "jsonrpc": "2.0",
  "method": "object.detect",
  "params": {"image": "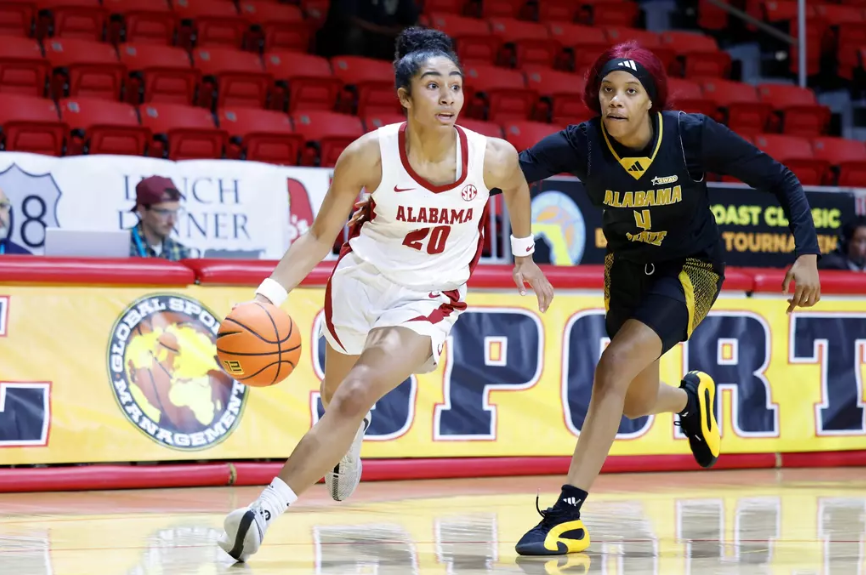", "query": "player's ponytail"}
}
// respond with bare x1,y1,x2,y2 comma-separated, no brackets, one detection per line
393,27,461,94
